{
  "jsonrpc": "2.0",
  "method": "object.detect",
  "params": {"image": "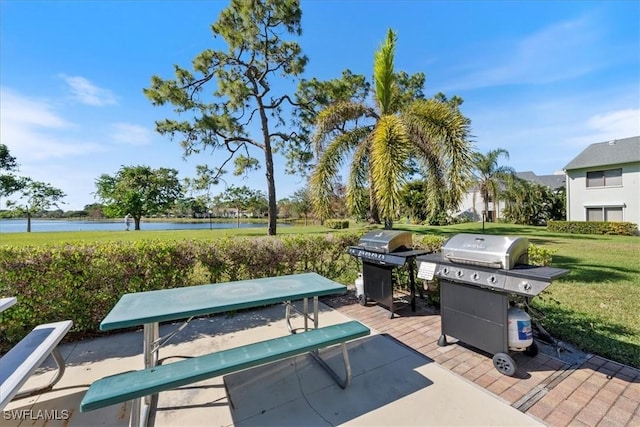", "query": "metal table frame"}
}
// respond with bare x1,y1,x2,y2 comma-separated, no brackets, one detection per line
98,273,346,427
